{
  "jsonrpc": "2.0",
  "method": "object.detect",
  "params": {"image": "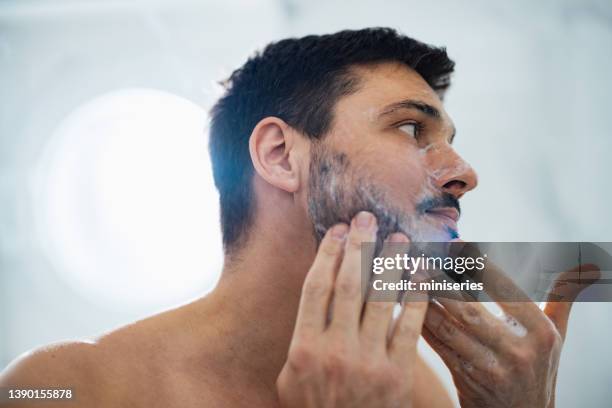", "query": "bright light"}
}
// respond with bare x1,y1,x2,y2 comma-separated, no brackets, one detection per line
34,88,223,310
